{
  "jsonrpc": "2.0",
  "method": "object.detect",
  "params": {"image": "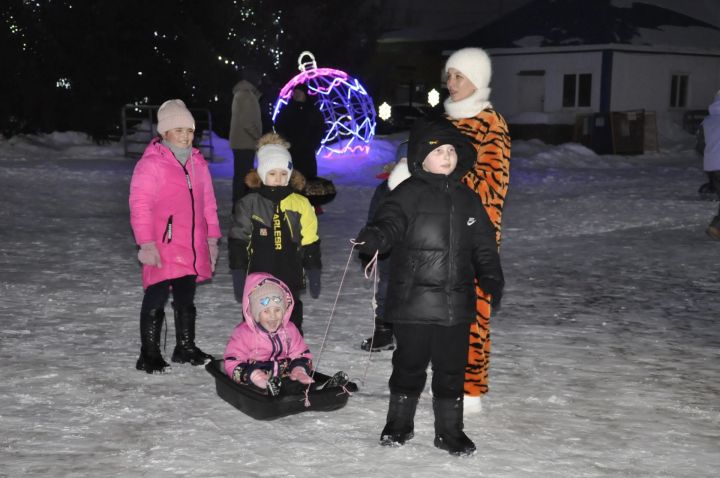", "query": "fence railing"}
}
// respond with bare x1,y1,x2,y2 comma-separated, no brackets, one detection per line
121,104,215,160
